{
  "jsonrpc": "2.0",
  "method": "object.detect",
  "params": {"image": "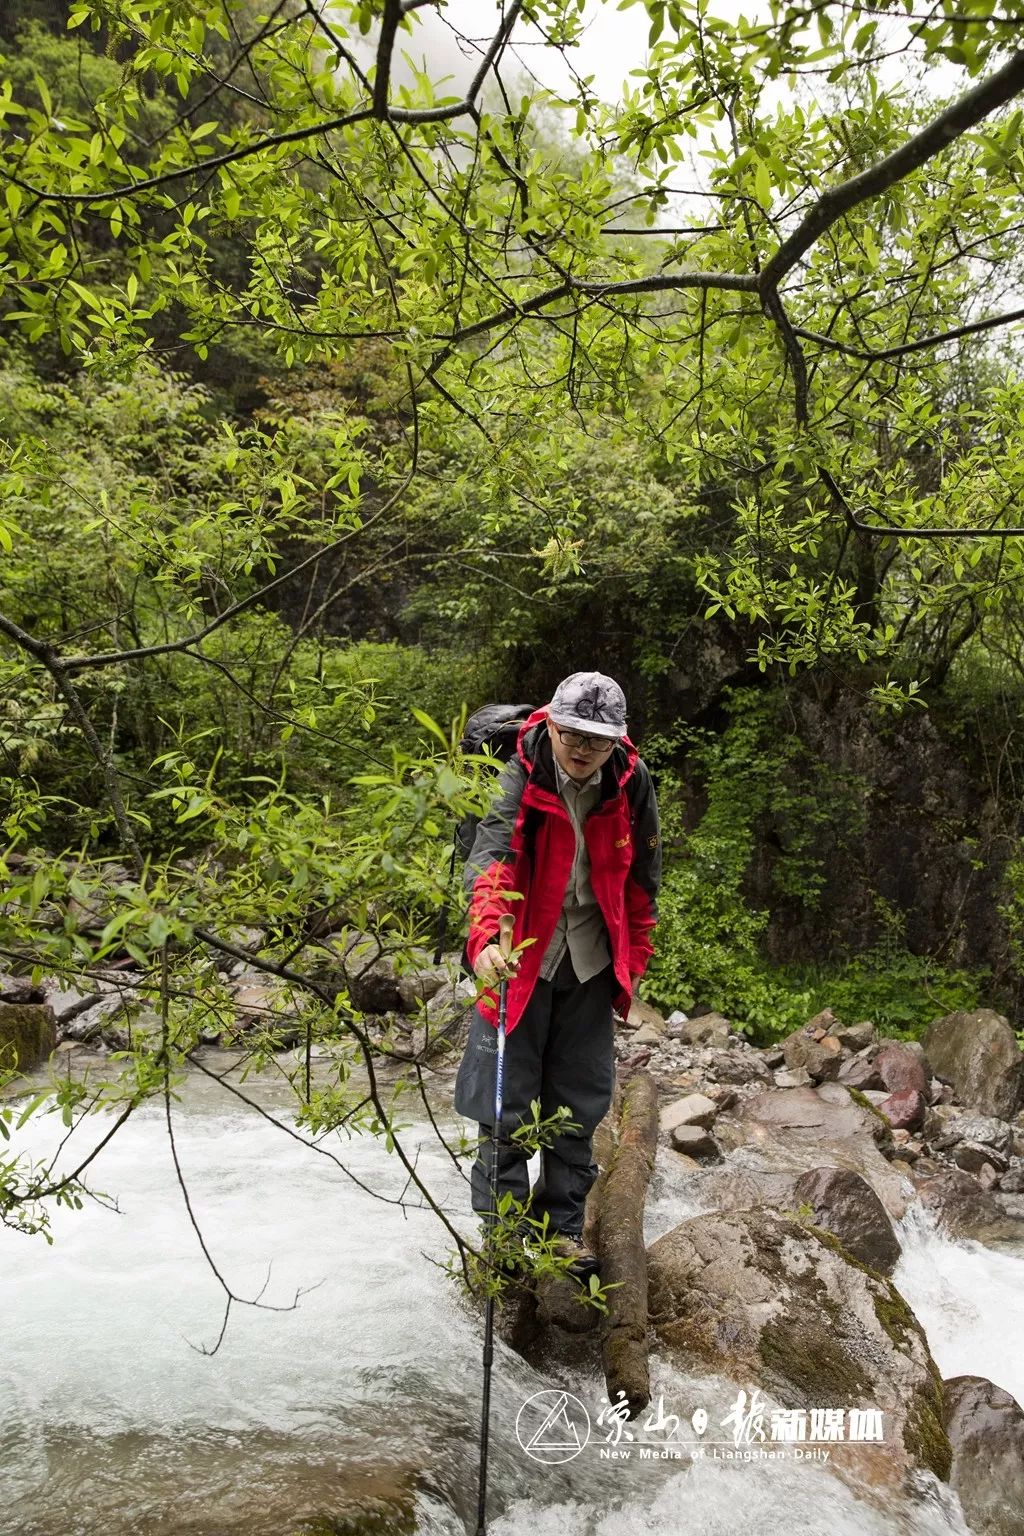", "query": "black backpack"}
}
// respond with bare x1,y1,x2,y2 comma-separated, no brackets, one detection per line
433,703,534,962
454,703,534,859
